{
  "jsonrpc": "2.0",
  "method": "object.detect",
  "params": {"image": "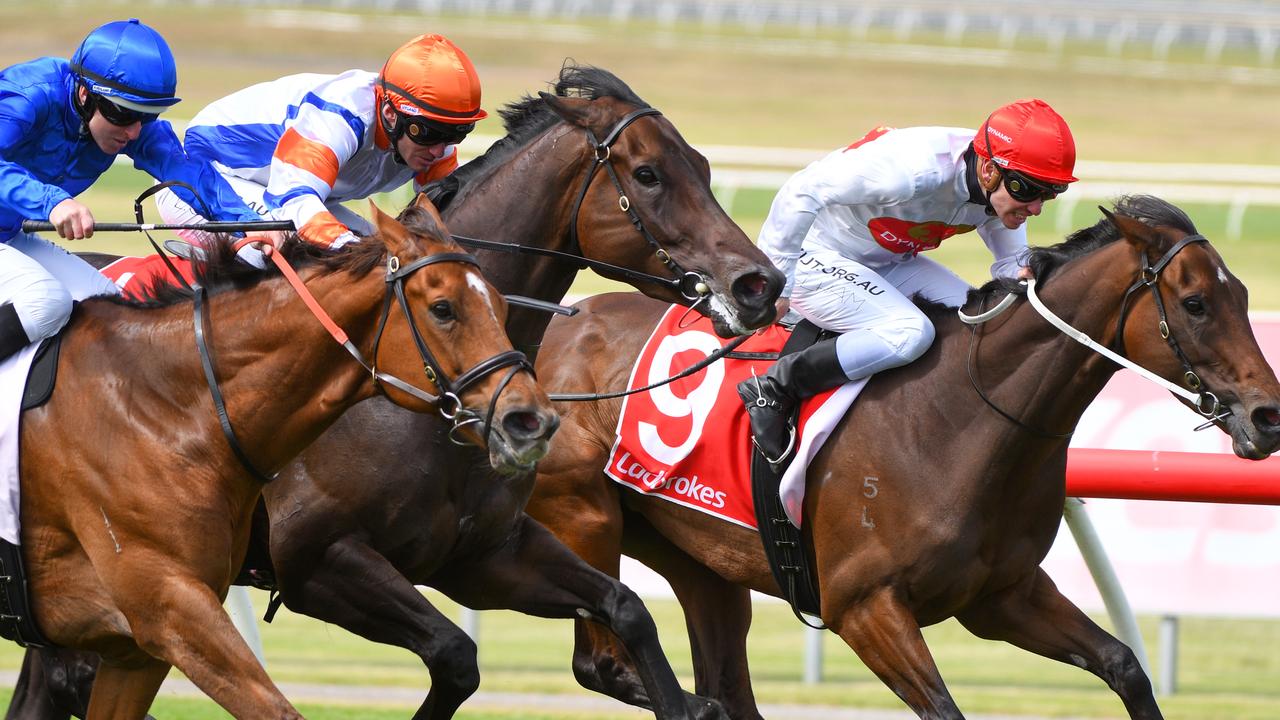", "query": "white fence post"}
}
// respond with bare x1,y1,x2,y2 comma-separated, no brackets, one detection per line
226,585,265,667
